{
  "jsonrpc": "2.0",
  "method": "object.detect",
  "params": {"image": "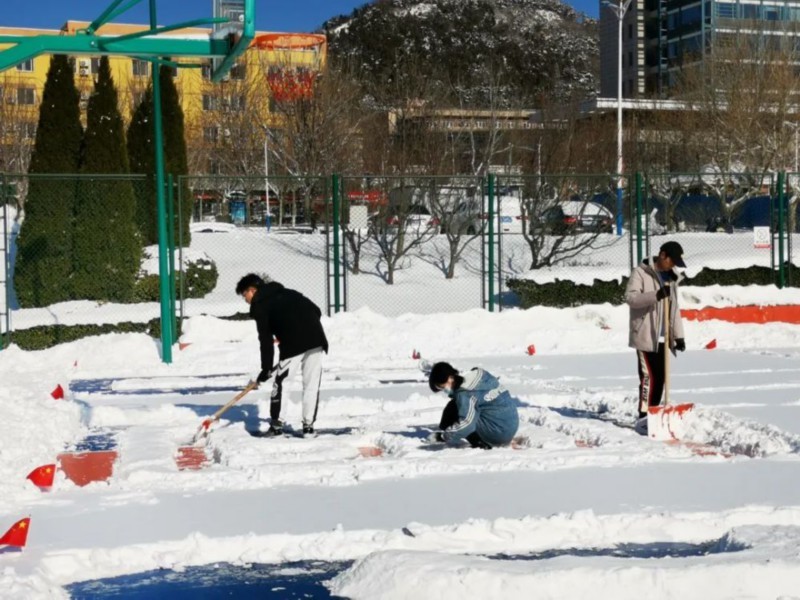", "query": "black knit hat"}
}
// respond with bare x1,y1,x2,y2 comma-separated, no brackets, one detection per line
429,362,459,392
